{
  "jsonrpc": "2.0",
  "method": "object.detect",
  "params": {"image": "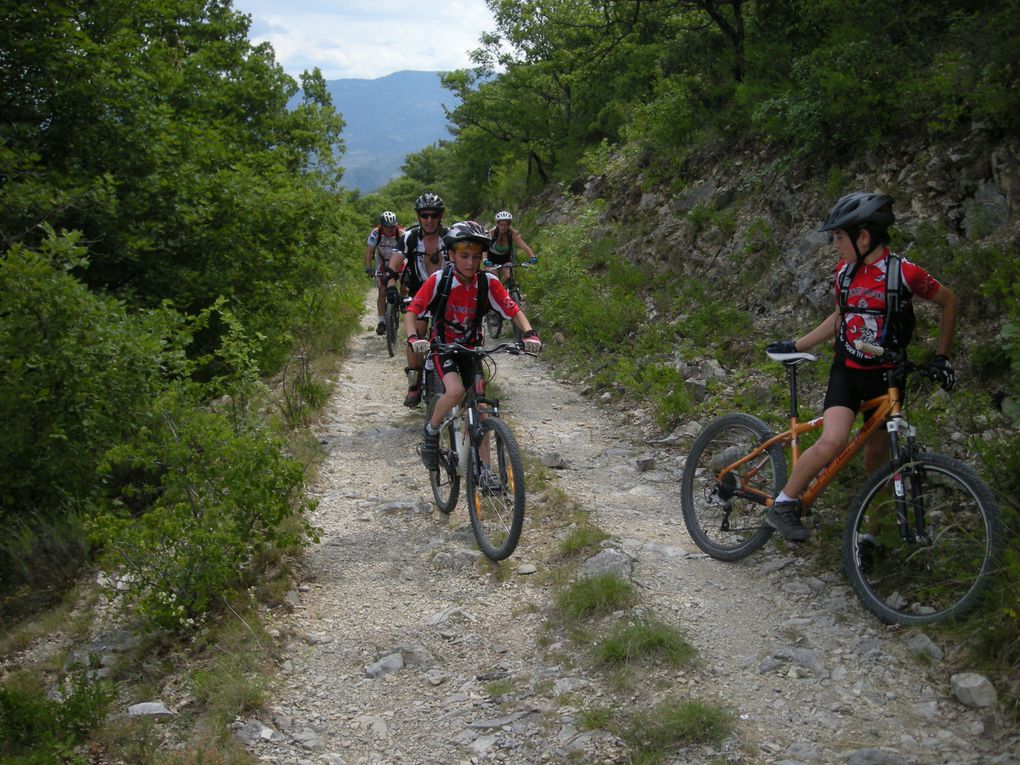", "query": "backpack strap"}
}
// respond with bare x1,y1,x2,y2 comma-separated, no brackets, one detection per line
426,265,490,346
881,253,902,346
